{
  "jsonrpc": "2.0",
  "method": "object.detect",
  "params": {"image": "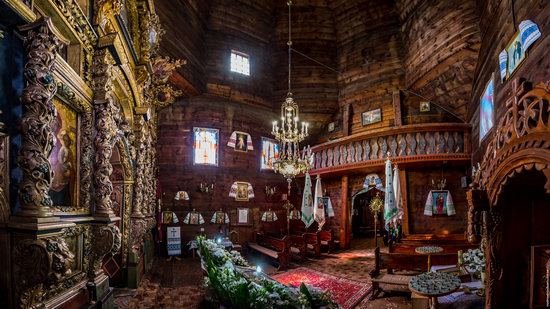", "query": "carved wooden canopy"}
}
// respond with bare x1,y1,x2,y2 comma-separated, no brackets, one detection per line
473,78,550,206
